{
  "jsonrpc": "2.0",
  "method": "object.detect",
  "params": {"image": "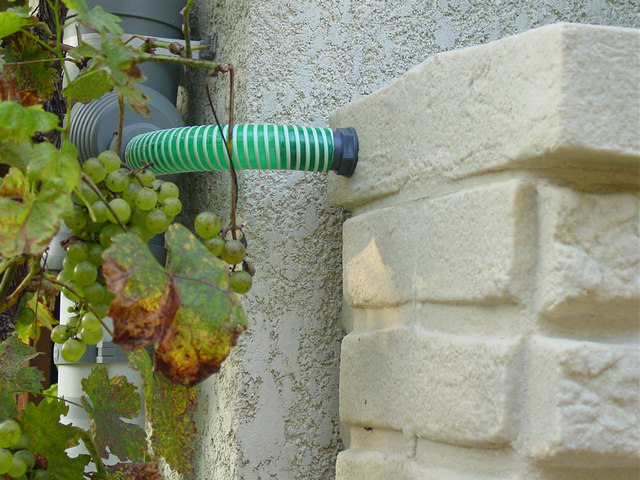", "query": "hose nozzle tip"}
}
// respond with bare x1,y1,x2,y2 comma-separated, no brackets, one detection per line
331,127,358,177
